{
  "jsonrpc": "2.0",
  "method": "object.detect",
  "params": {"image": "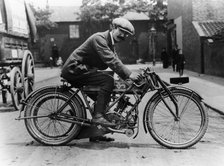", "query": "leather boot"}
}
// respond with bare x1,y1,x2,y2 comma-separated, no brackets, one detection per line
92,113,115,127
